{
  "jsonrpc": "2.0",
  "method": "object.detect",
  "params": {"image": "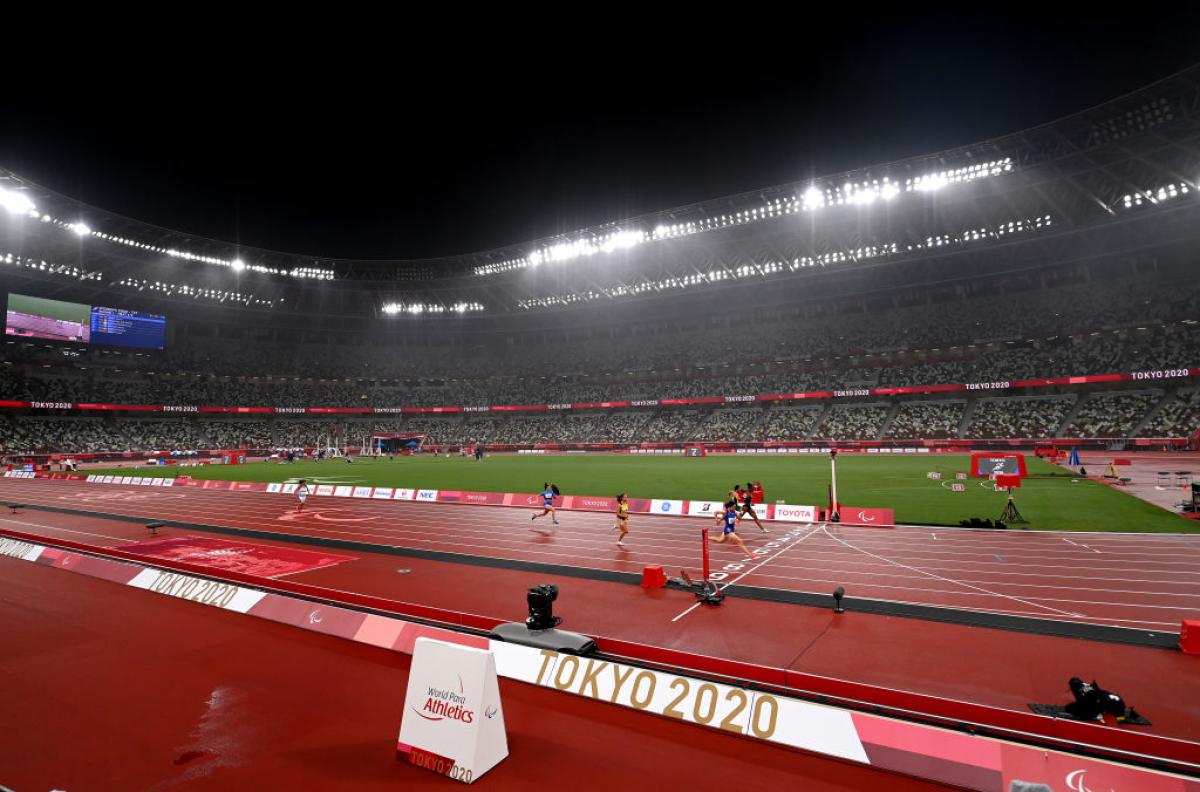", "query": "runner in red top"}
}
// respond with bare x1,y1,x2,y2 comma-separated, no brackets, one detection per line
736,482,766,532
